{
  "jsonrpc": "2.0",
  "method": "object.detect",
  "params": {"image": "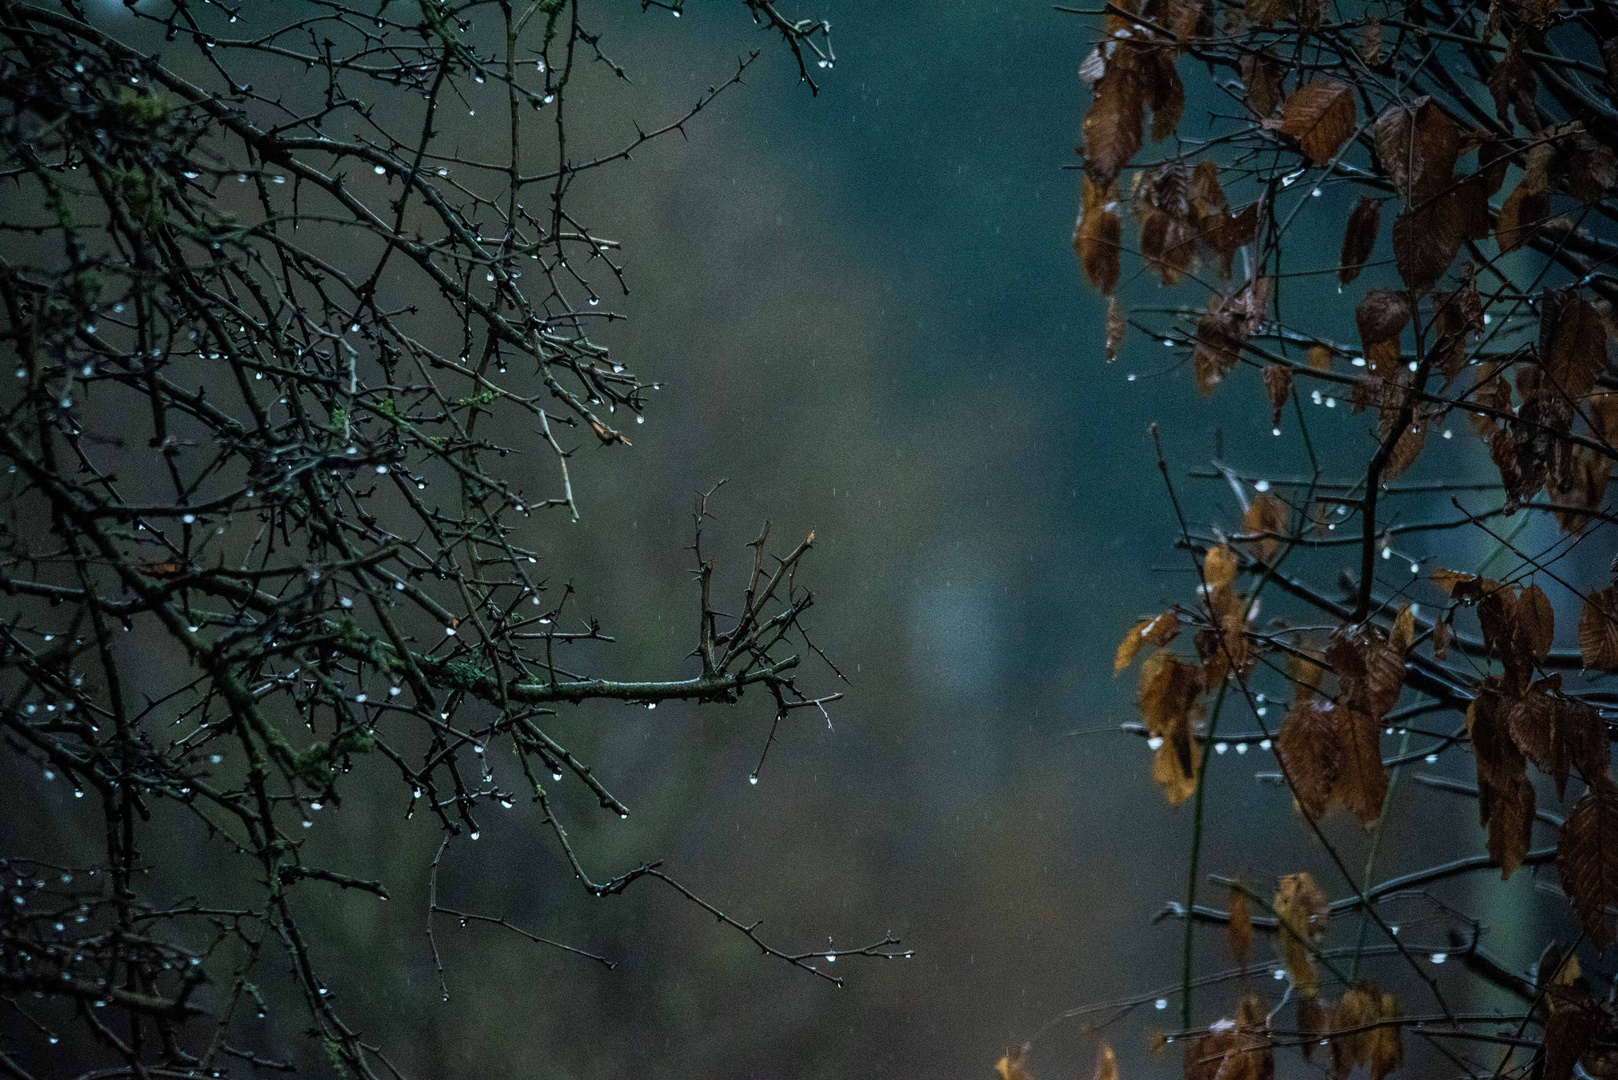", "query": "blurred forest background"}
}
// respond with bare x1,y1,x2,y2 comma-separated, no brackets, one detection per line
0,1,1562,1077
